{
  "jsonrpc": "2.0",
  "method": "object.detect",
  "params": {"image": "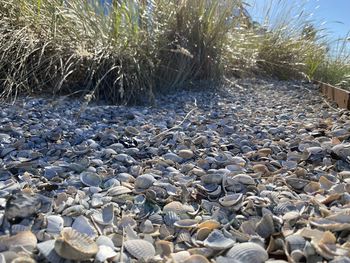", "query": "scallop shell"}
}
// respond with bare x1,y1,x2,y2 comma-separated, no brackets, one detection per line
0,231,37,252
80,172,102,187
37,240,65,263
226,242,268,263
96,236,115,249
174,219,198,229
91,203,114,225
72,215,98,238
124,239,156,260
219,194,243,207
54,228,98,260
203,229,235,250
164,211,180,226
134,174,156,189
